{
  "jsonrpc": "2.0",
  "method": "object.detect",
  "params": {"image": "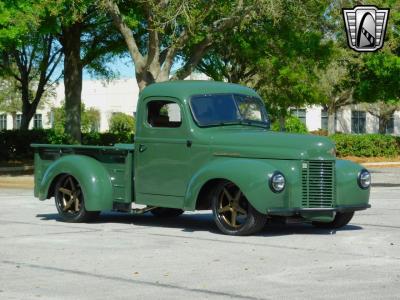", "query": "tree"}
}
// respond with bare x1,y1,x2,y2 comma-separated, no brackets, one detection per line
1,0,125,141
82,107,101,133
319,0,400,135
49,1,125,142
195,1,332,130
252,1,332,130
102,0,286,90
271,116,308,134
0,76,21,129
318,49,362,135
352,0,400,134
49,102,101,134
196,25,264,84
360,101,400,134
109,112,135,133
0,30,62,130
